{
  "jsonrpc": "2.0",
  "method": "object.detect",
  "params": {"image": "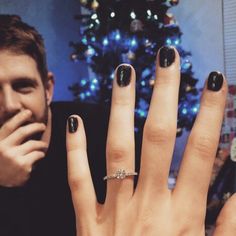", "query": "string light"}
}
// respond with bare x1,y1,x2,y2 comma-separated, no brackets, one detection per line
147,9,152,16
141,81,146,86
110,12,115,18
130,11,136,19
174,38,180,45
103,38,109,46
182,108,188,115
130,38,137,47
115,32,121,40
91,36,96,42
166,38,172,45
80,79,86,86
91,13,98,20
90,84,96,90
82,37,87,44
